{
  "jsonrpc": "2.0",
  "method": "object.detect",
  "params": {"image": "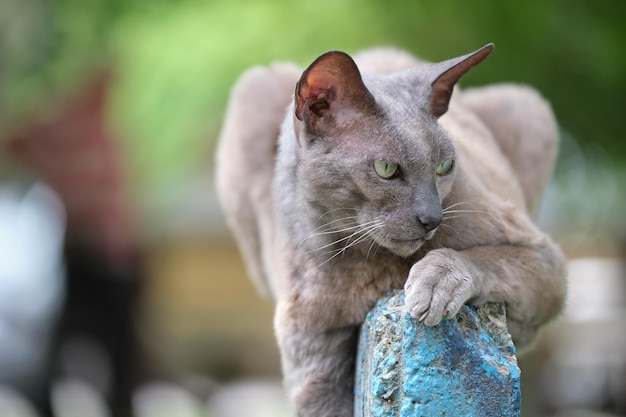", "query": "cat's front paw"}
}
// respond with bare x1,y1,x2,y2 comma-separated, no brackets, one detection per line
404,248,479,326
